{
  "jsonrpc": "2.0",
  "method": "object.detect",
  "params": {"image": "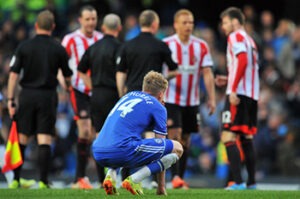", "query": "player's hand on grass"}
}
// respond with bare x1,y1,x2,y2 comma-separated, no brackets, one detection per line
156,186,167,195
